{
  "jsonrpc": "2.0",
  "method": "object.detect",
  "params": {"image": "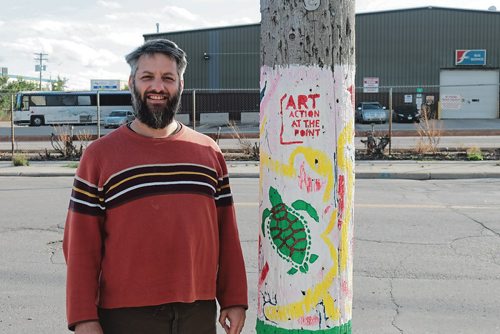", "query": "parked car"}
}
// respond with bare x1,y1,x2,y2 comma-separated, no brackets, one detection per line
104,110,135,128
355,102,387,123
392,105,421,123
